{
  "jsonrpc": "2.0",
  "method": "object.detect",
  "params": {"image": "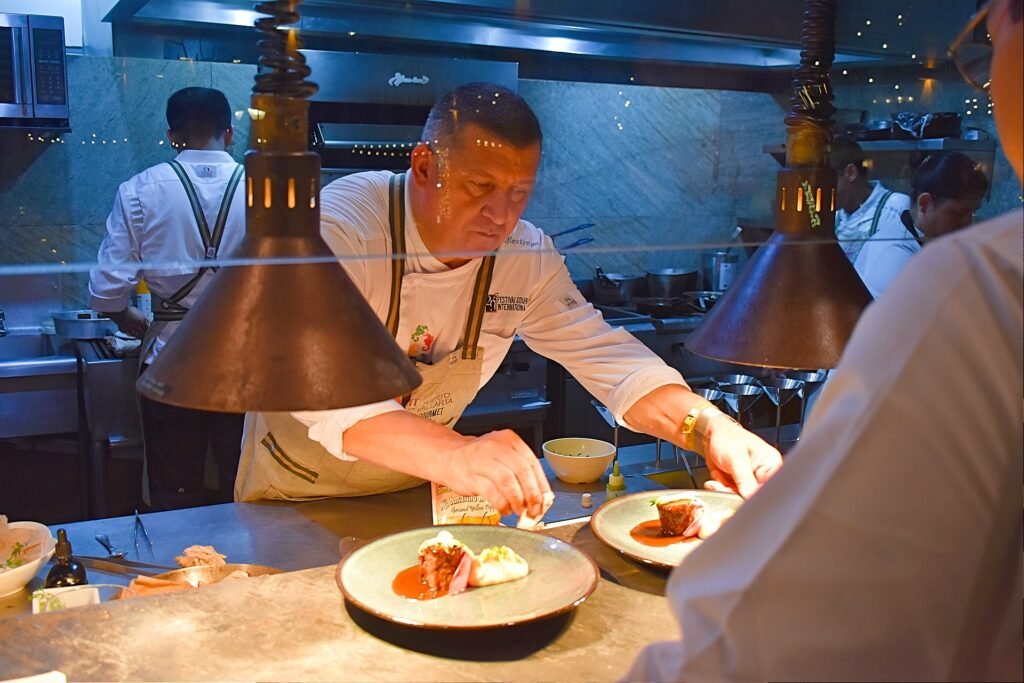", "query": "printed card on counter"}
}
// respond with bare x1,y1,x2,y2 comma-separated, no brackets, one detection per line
430,482,500,525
